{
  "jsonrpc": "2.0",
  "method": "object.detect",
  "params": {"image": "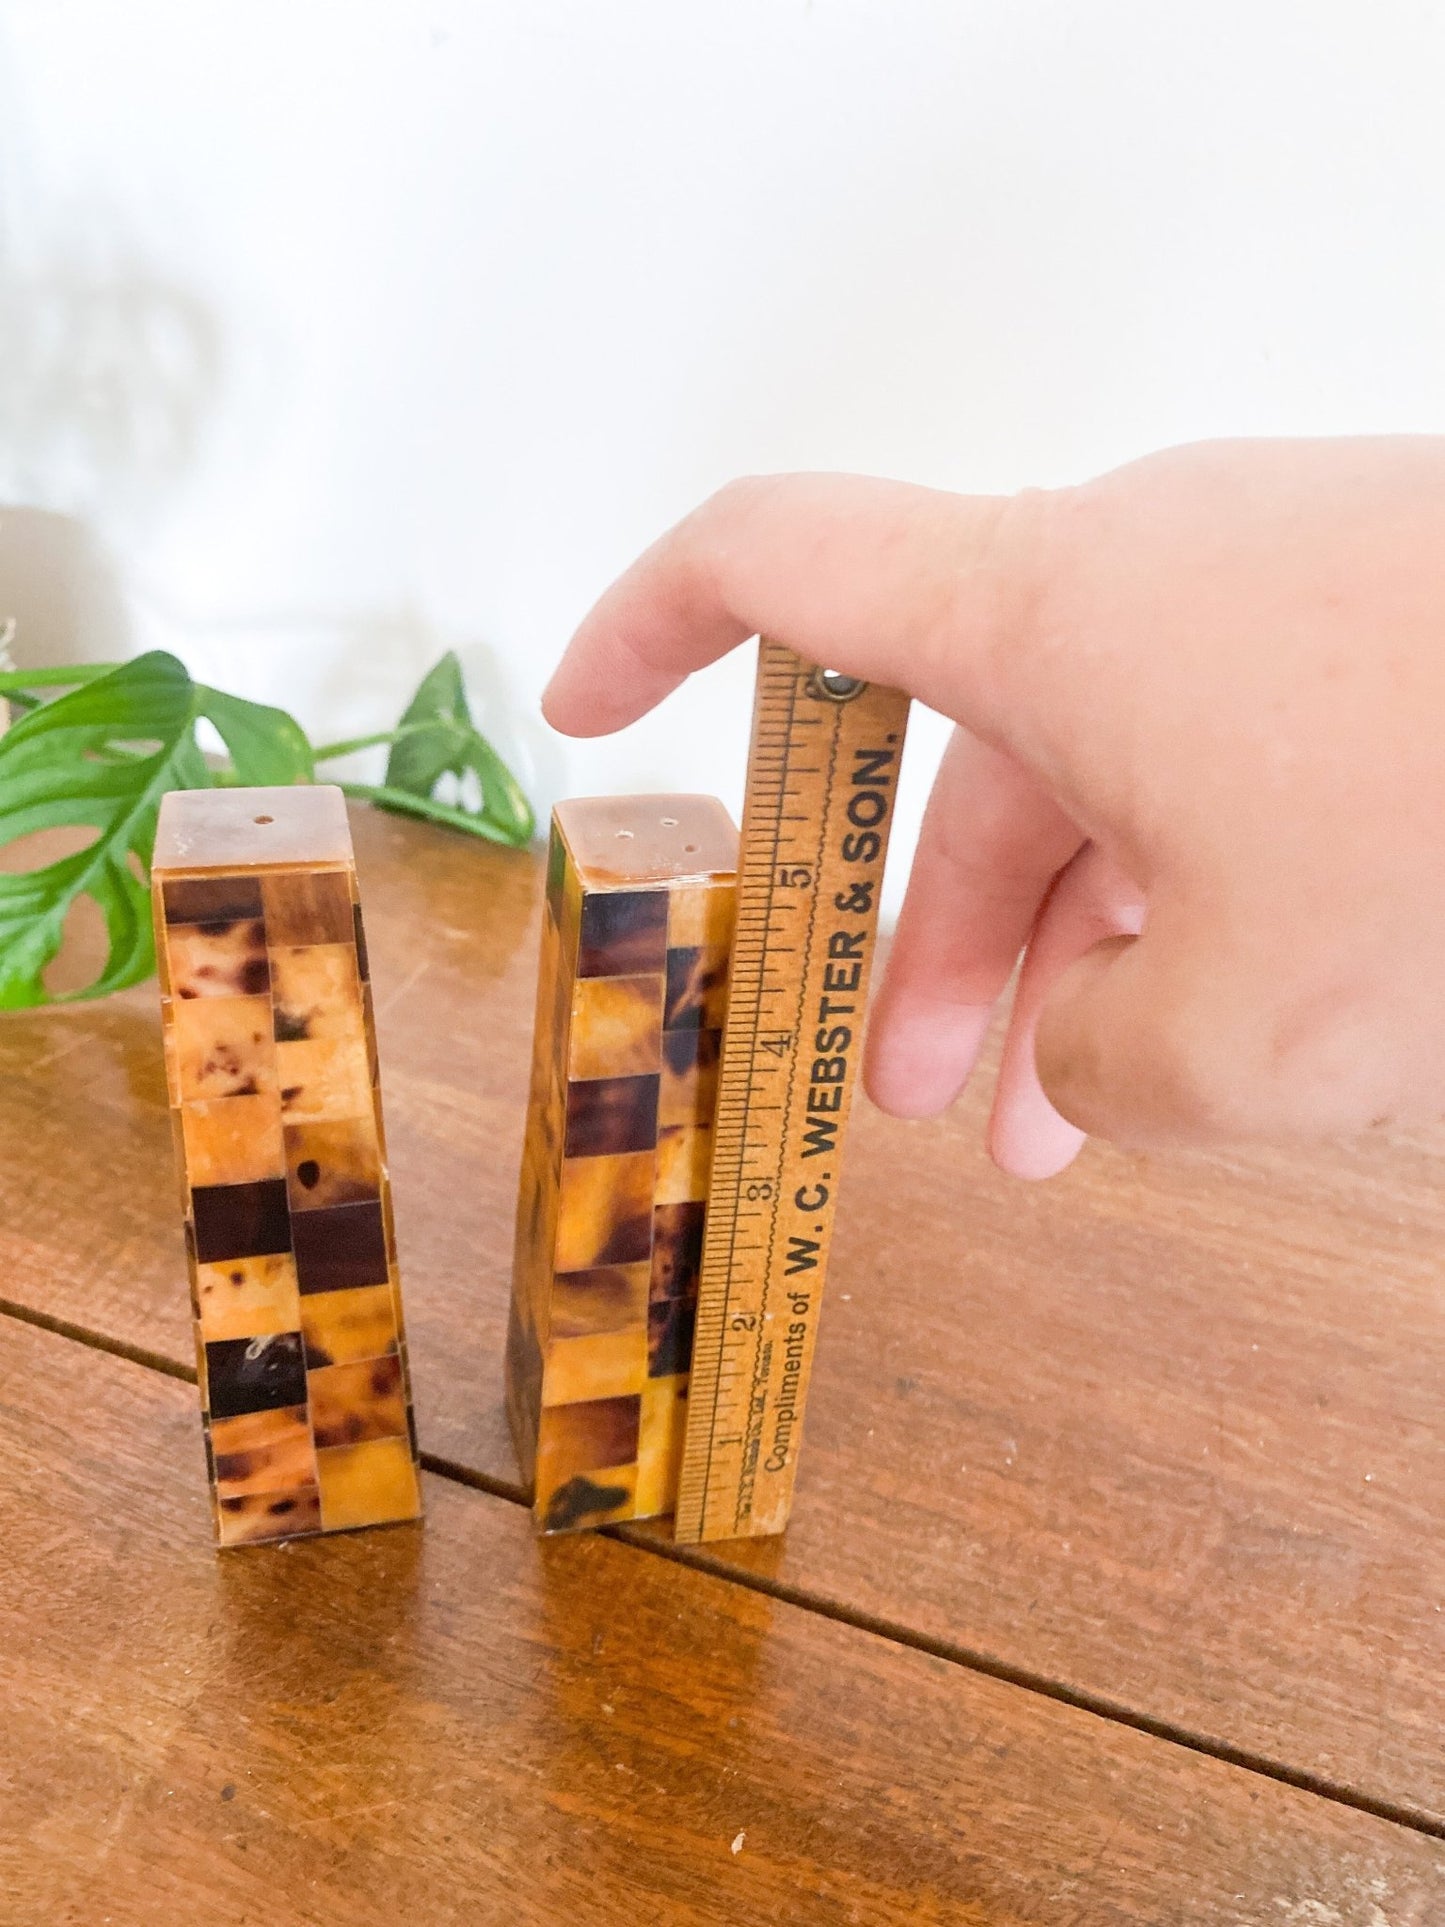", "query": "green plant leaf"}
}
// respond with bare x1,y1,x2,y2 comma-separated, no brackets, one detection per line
197,686,316,786
0,652,210,1007
339,781,532,847
381,652,534,845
